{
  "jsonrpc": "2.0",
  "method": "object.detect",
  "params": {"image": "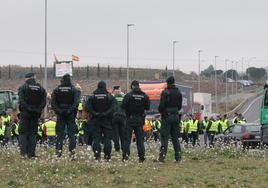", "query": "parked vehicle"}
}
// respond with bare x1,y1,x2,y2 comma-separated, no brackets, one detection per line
0,90,19,112
215,124,261,149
